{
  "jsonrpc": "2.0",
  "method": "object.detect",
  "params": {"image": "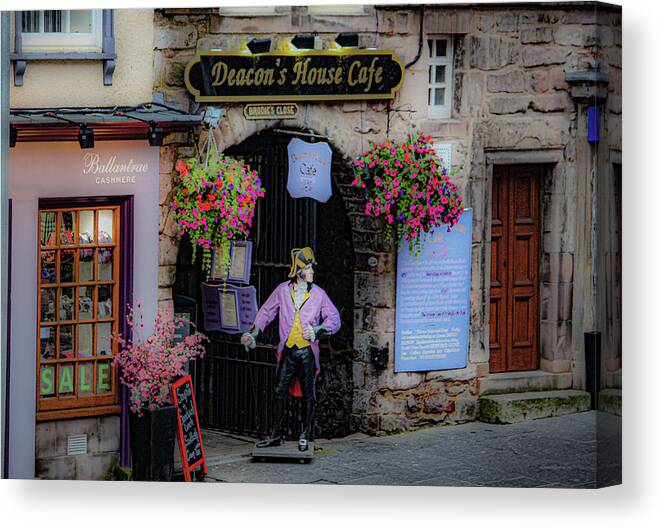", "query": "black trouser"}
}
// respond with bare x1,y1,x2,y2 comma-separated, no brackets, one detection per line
271,346,316,440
